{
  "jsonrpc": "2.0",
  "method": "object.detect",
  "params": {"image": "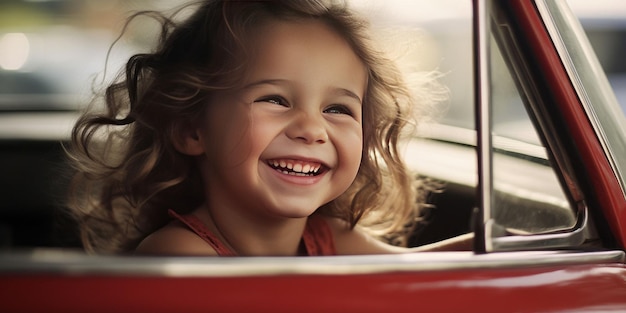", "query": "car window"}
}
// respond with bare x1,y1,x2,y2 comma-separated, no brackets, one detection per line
567,0,626,116
560,0,626,196
491,34,576,235
404,0,582,249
